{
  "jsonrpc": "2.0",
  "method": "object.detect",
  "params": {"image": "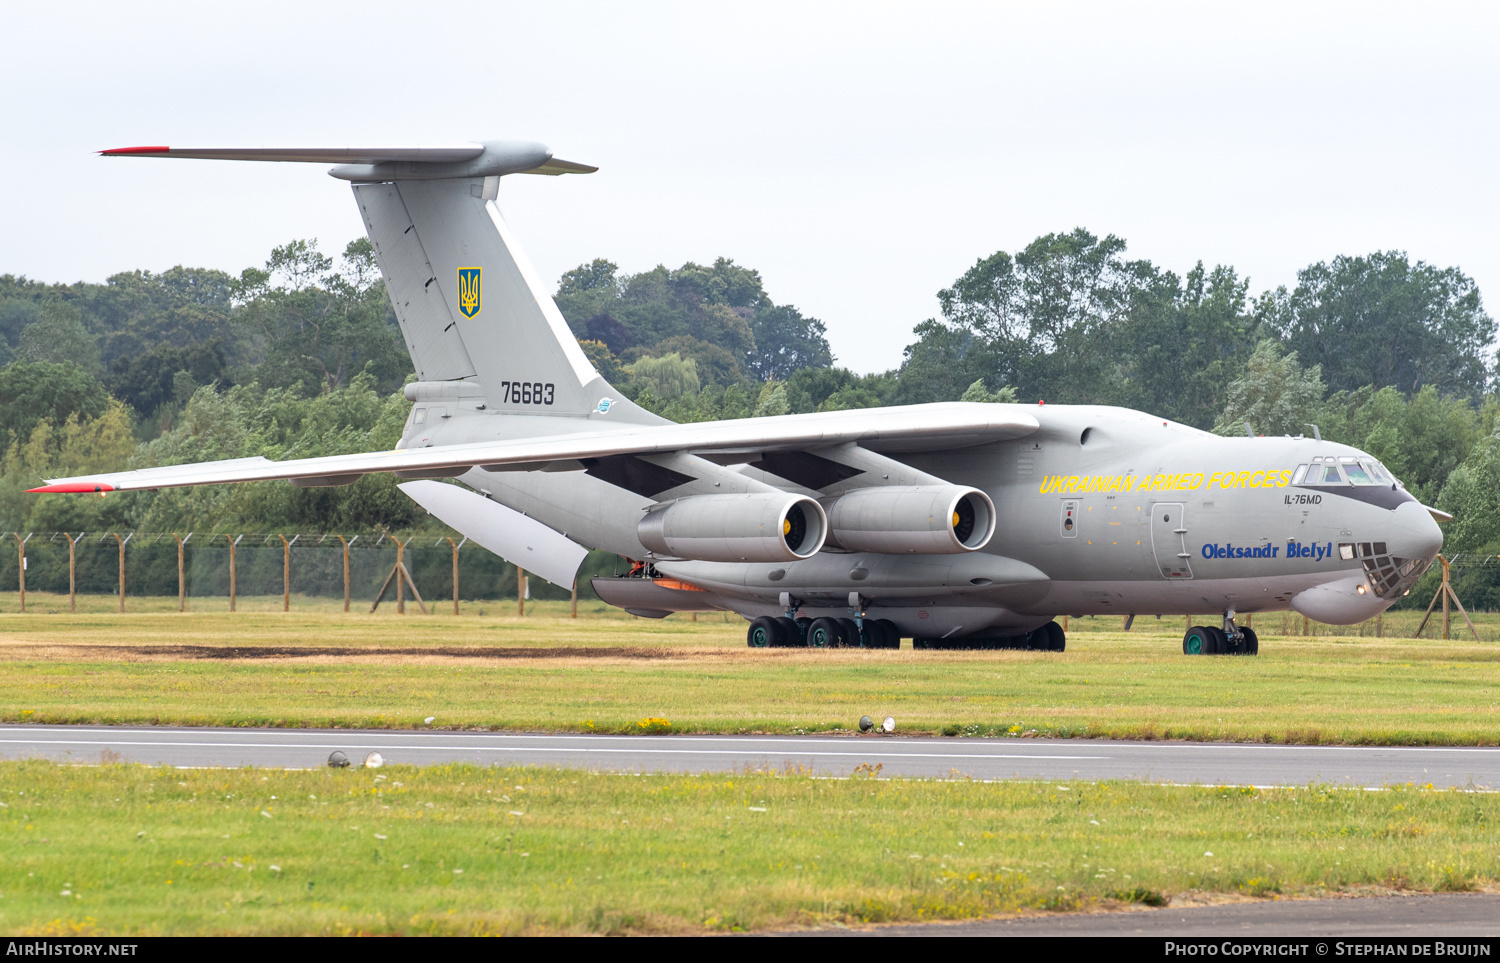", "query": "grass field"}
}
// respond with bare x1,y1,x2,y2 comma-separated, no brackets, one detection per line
1,596,1498,744
1,760,1495,936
